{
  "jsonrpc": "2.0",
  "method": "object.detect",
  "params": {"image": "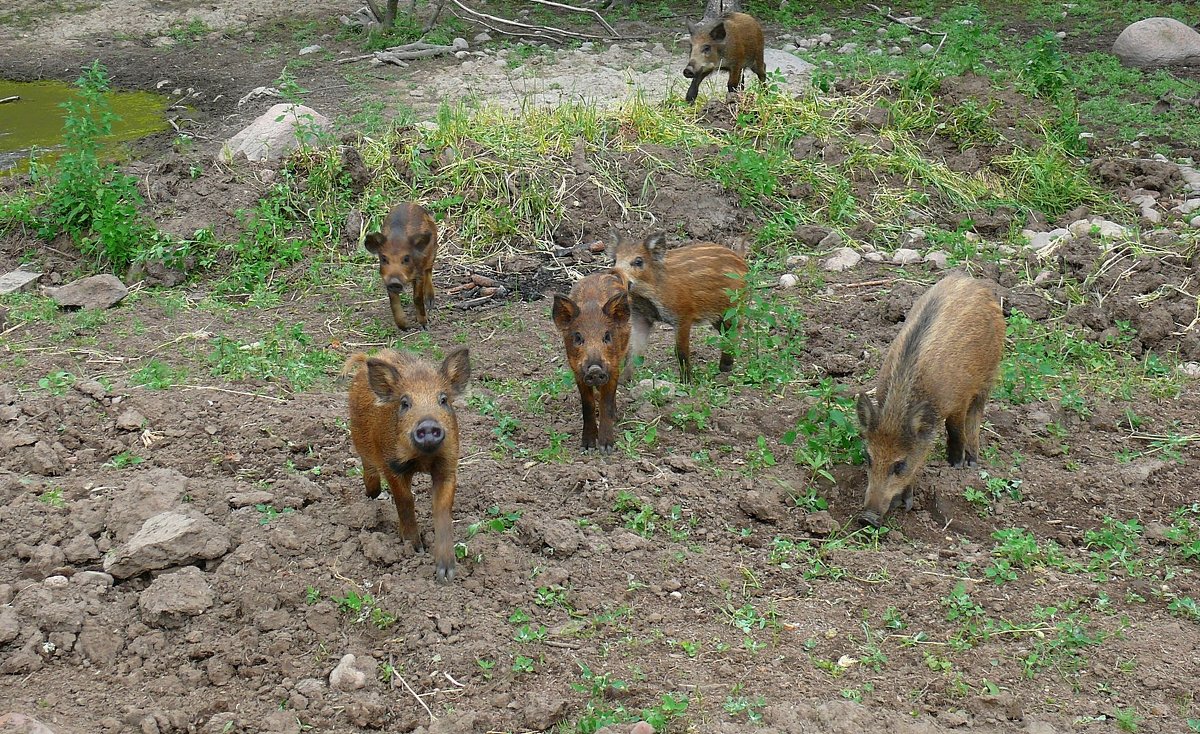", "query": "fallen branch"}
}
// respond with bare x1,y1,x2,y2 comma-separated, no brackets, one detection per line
0,96,19,104
527,0,616,36
446,0,611,41
866,4,948,55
